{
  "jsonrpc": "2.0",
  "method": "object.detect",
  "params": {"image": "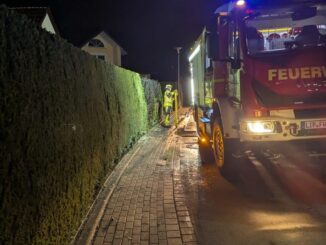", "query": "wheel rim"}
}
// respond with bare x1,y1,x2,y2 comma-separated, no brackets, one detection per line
213,124,224,168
